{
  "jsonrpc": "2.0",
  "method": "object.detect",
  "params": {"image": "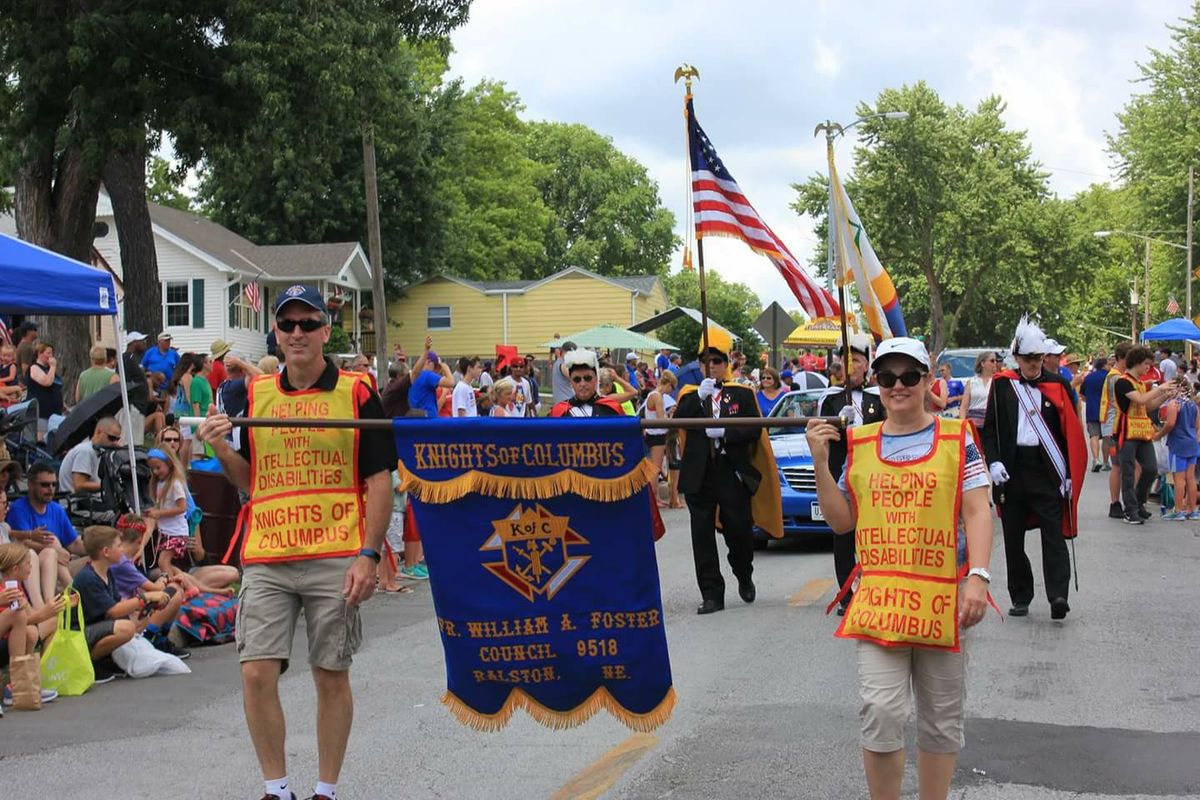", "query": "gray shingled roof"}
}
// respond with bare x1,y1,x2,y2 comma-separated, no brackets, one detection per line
253,242,360,278
610,275,660,295
145,201,359,278
147,202,262,271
